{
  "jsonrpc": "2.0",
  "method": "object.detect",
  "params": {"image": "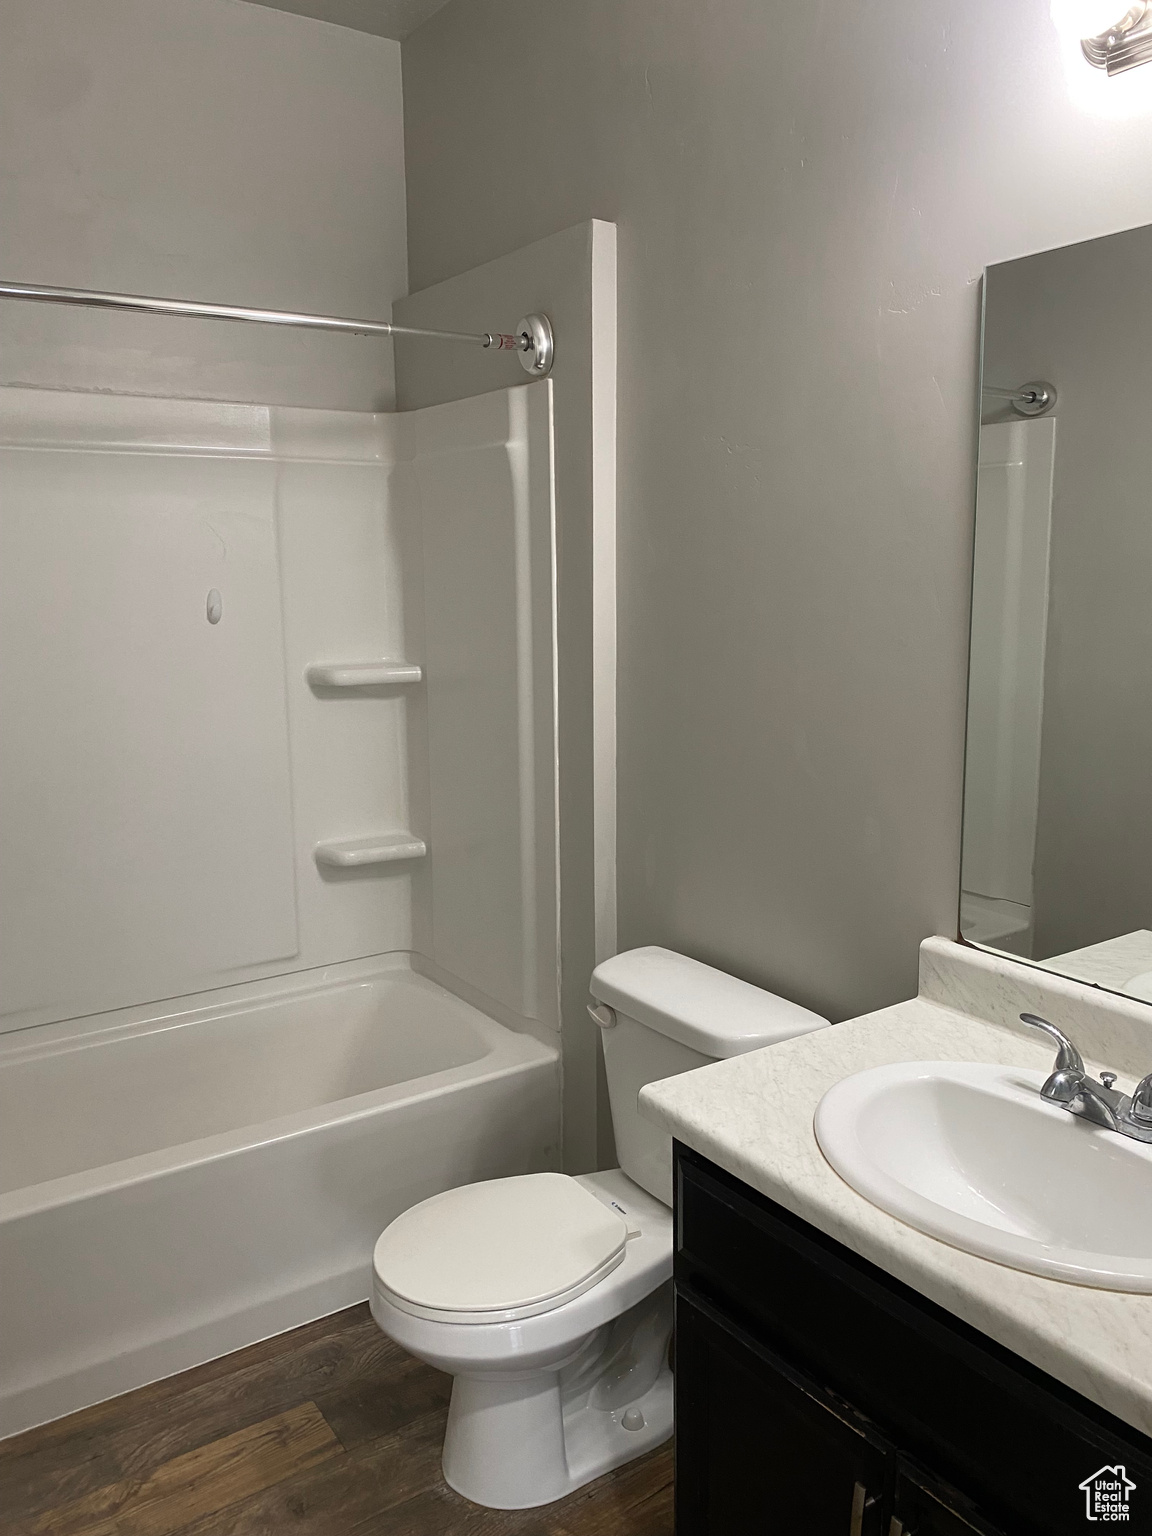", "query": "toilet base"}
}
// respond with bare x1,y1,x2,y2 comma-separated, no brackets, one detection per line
442,1364,673,1510
441,1277,674,1510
